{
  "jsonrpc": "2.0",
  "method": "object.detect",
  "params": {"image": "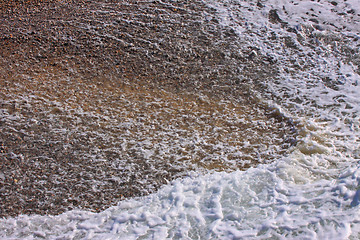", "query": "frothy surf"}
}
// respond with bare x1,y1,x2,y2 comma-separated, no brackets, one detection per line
1,0,360,239
0,0,296,217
